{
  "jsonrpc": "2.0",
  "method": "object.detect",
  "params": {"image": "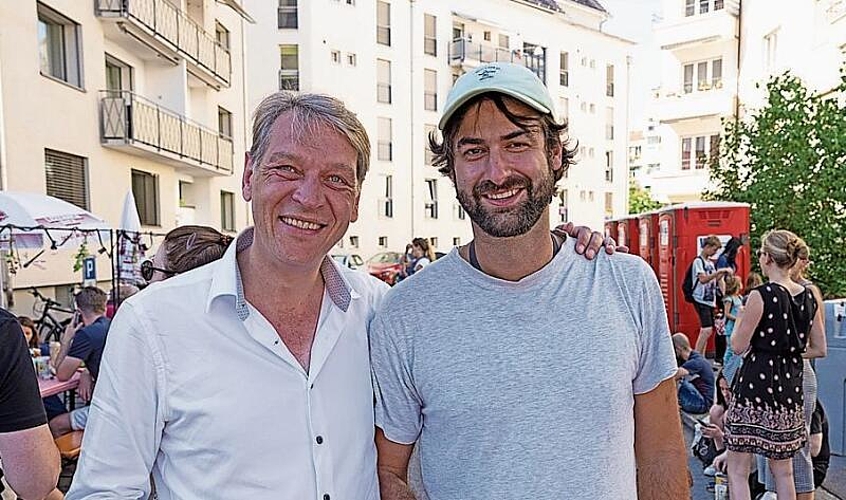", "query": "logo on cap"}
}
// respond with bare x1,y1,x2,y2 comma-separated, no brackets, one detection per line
475,66,500,81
